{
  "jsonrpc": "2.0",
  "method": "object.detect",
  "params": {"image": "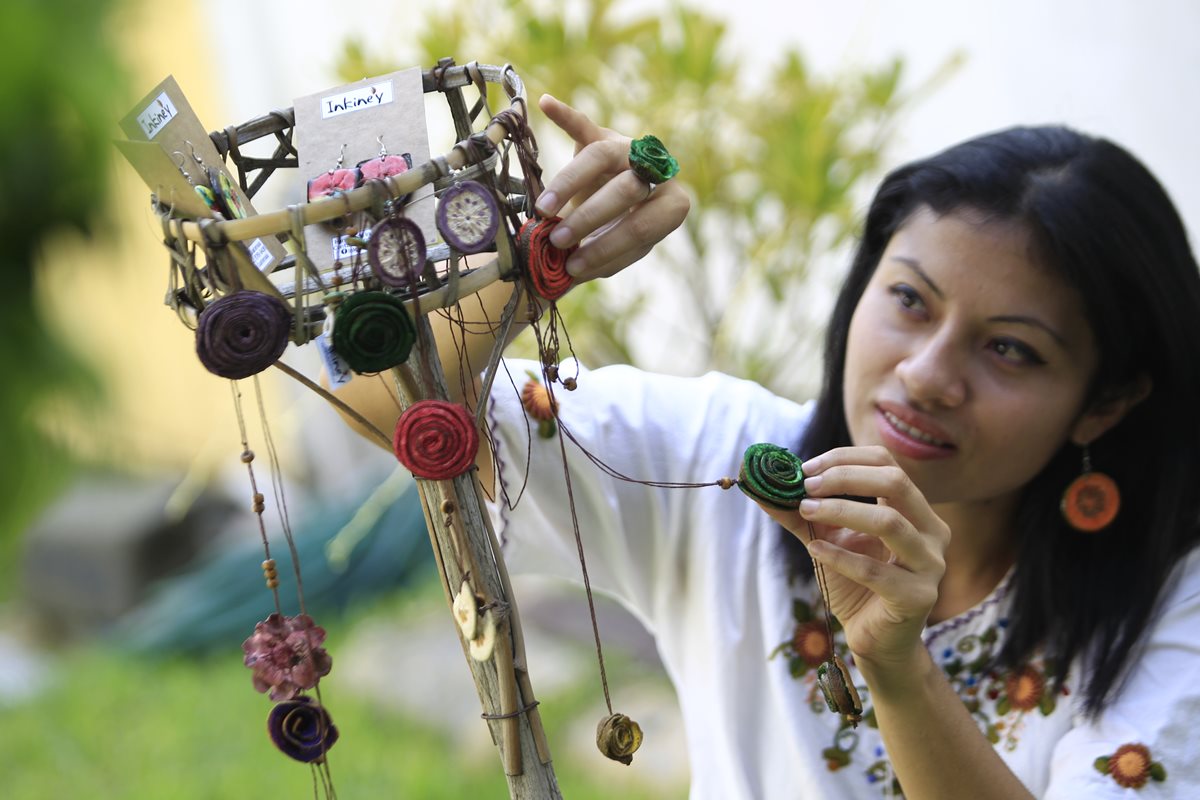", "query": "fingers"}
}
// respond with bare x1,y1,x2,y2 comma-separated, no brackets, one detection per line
797,446,950,573
754,499,894,584
535,139,631,219
538,94,608,151
565,180,689,280
534,138,688,281
803,447,949,544
799,497,943,575
807,538,940,614
533,94,689,281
